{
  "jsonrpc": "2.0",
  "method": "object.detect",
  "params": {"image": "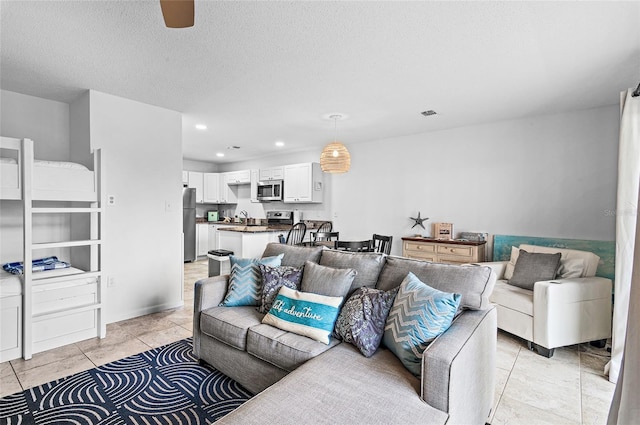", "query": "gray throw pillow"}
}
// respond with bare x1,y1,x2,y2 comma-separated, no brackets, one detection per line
262,243,323,267
319,249,386,295
508,250,561,290
300,261,356,298
335,286,399,357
